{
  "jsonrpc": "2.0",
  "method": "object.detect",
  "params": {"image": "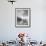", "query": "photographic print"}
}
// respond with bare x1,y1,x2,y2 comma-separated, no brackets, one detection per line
15,8,31,28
